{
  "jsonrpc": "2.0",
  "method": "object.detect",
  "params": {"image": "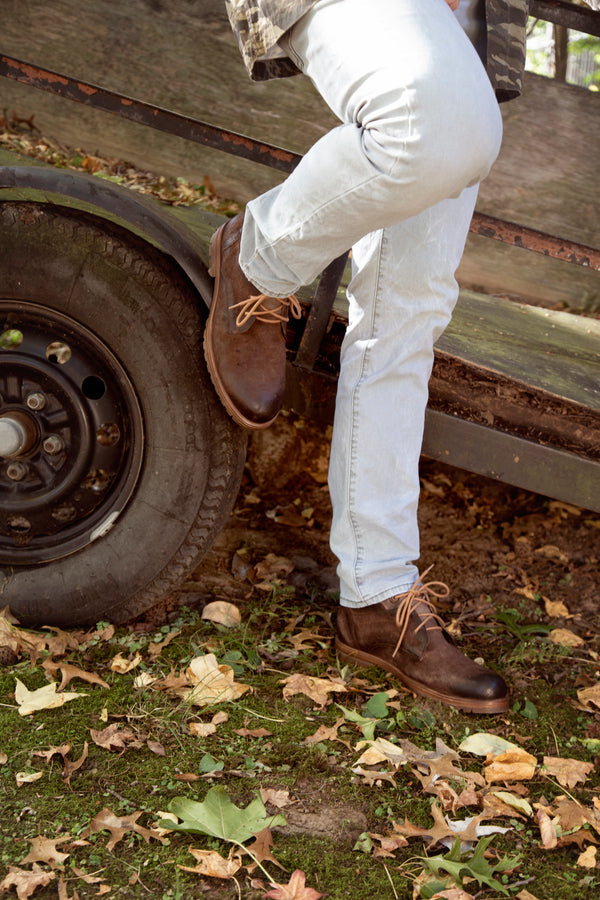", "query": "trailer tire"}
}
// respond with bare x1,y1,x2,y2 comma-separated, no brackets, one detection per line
0,202,246,626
